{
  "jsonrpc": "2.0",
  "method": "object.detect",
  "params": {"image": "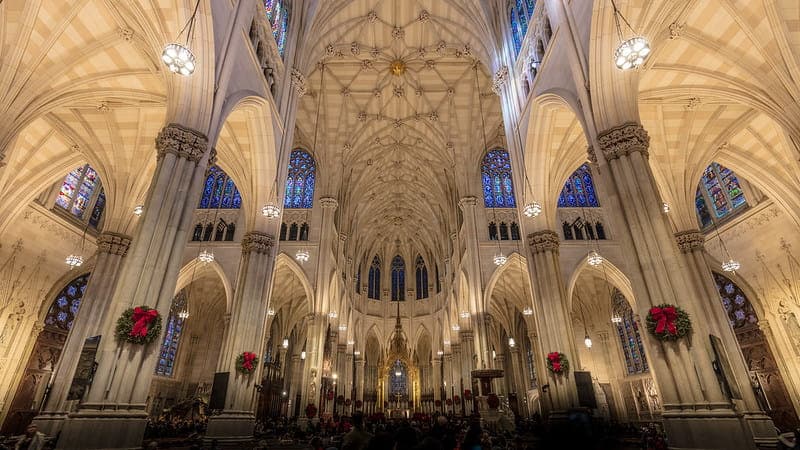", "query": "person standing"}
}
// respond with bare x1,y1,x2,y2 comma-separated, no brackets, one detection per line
342,412,373,450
